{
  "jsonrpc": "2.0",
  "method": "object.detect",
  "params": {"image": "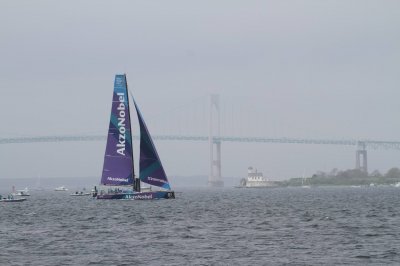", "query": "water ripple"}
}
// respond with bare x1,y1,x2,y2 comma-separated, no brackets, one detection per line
1,187,400,265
